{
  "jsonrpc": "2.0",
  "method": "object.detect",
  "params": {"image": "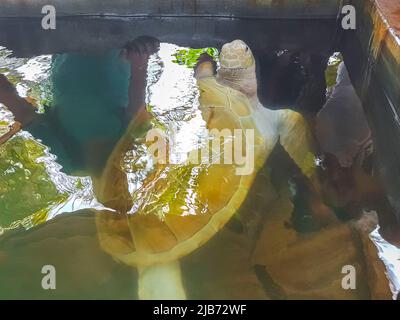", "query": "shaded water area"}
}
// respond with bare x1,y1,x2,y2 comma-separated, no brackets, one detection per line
0,17,399,300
